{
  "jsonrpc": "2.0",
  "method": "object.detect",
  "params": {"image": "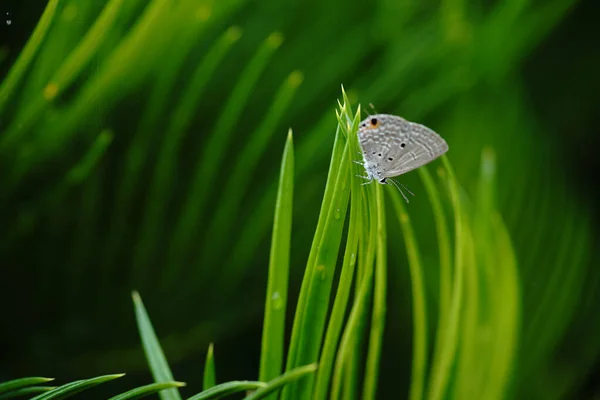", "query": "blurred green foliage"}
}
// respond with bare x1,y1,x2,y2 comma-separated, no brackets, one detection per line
1,0,599,399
